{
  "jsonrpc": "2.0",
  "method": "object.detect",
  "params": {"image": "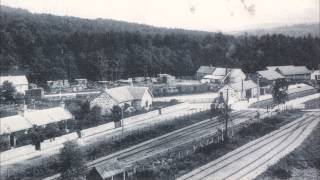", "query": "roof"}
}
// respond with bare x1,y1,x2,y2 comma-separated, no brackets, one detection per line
24,107,73,126
311,70,320,75
105,86,151,103
197,66,215,74
94,160,124,179
230,80,257,91
257,69,285,81
202,75,224,80
212,68,227,76
0,115,32,135
266,65,294,71
0,75,28,86
127,87,149,99
267,66,311,75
